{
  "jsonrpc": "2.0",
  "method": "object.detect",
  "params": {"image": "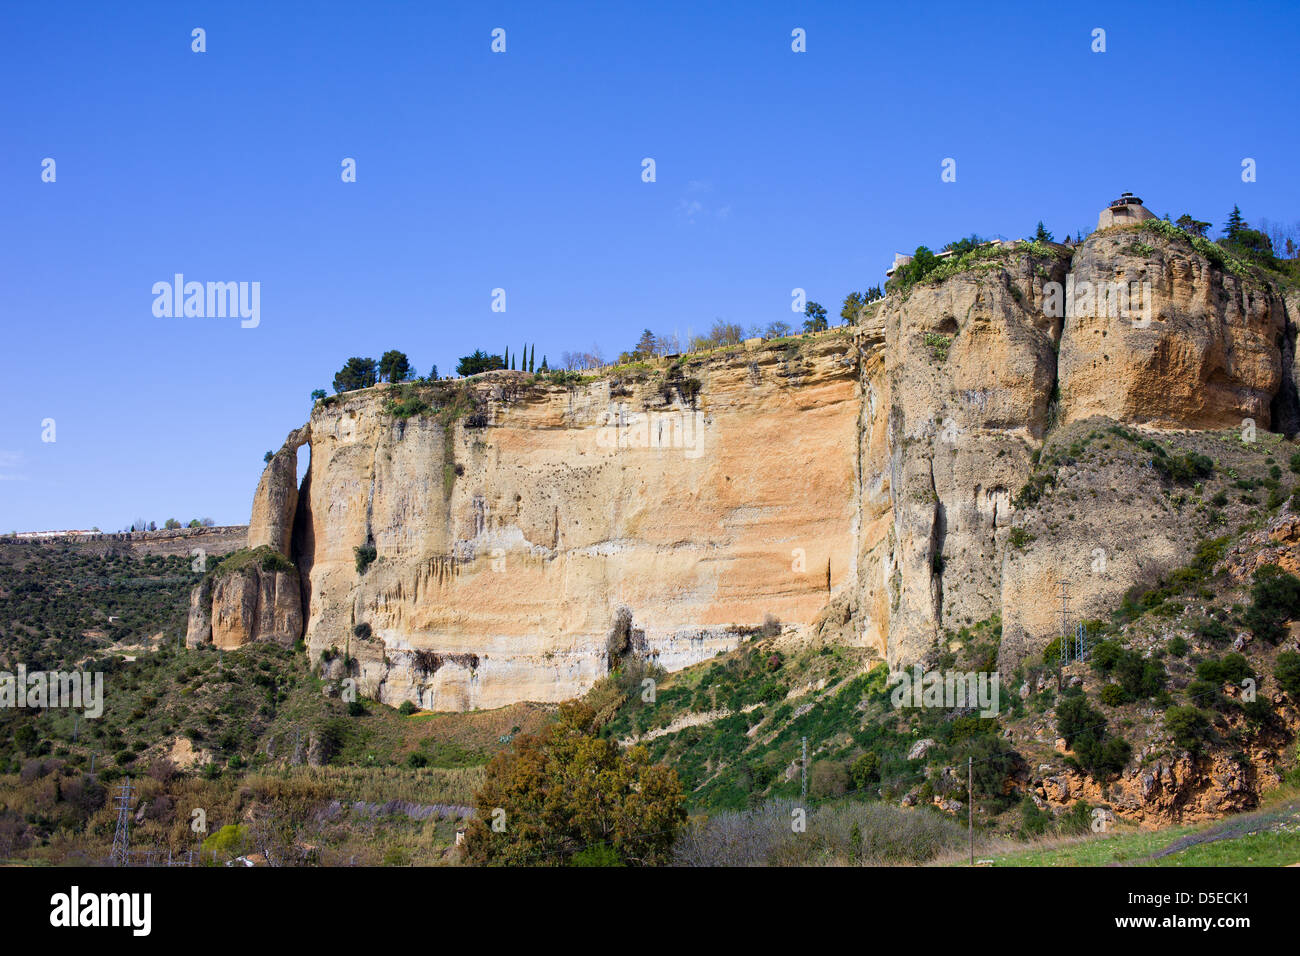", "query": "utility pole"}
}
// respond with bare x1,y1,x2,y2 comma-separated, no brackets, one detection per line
968,756,974,866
